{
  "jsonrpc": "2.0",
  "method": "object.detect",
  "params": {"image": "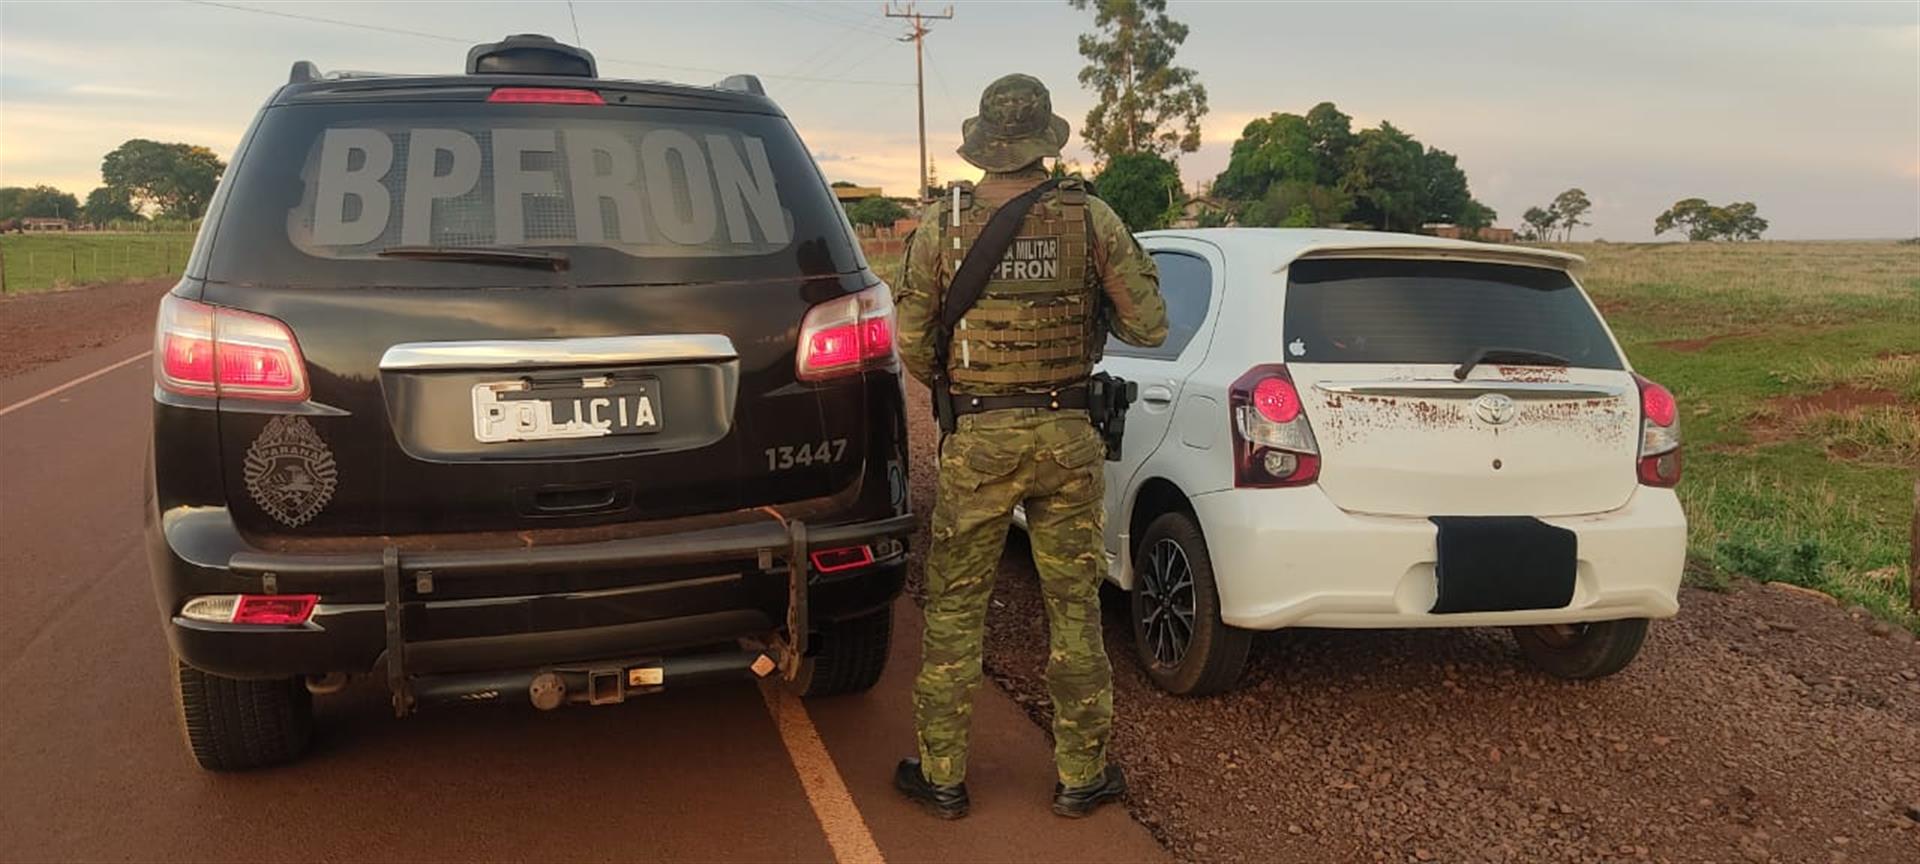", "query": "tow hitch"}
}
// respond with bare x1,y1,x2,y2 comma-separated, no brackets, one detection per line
410,650,783,711
378,519,818,717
